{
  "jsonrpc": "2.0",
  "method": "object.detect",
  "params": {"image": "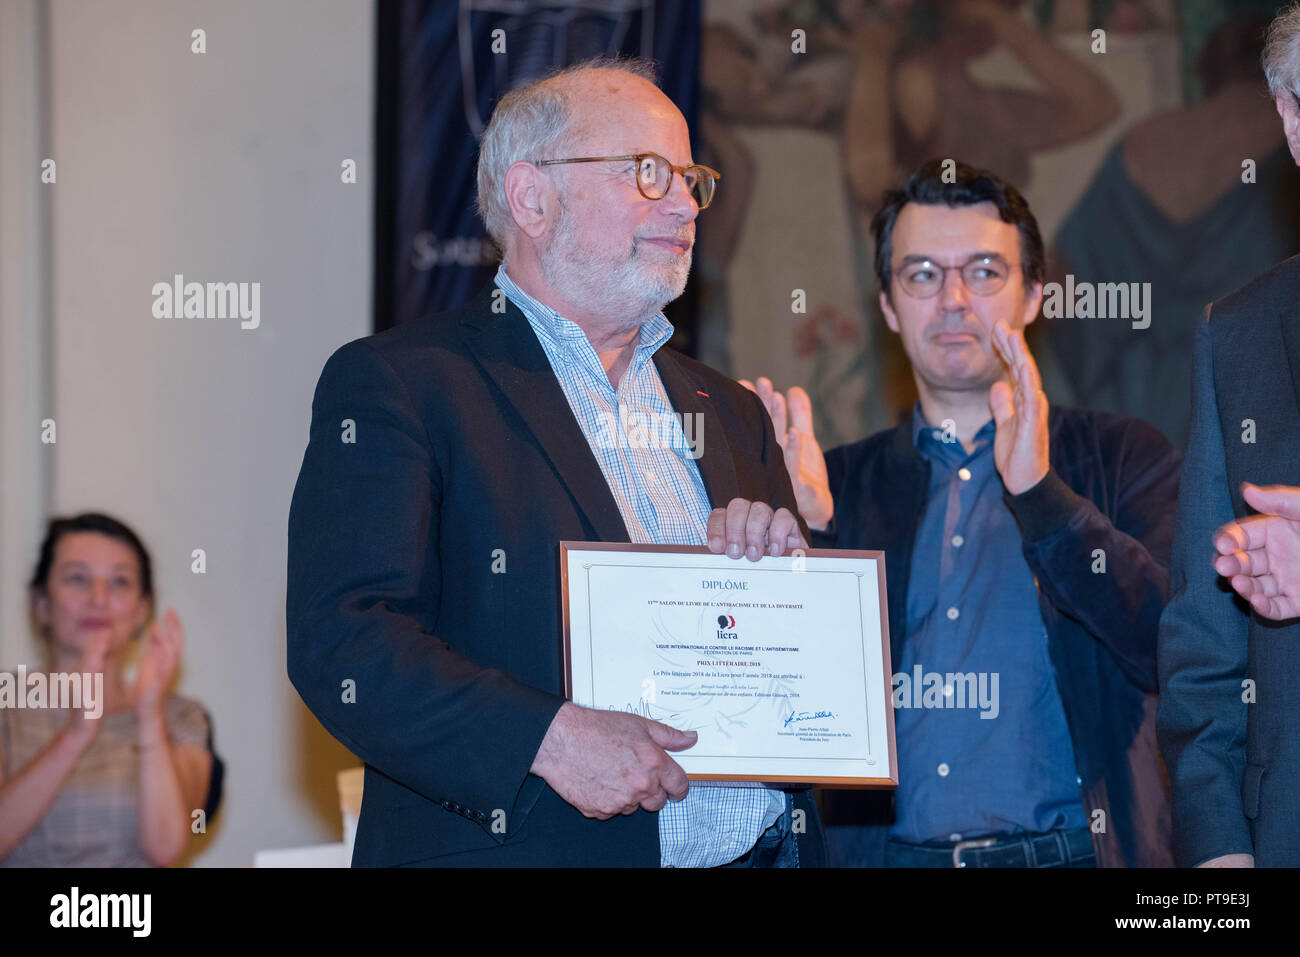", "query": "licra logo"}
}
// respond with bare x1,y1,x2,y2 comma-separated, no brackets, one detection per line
716,614,737,639
1041,275,1150,330
49,887,151,937
151,274,260,330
